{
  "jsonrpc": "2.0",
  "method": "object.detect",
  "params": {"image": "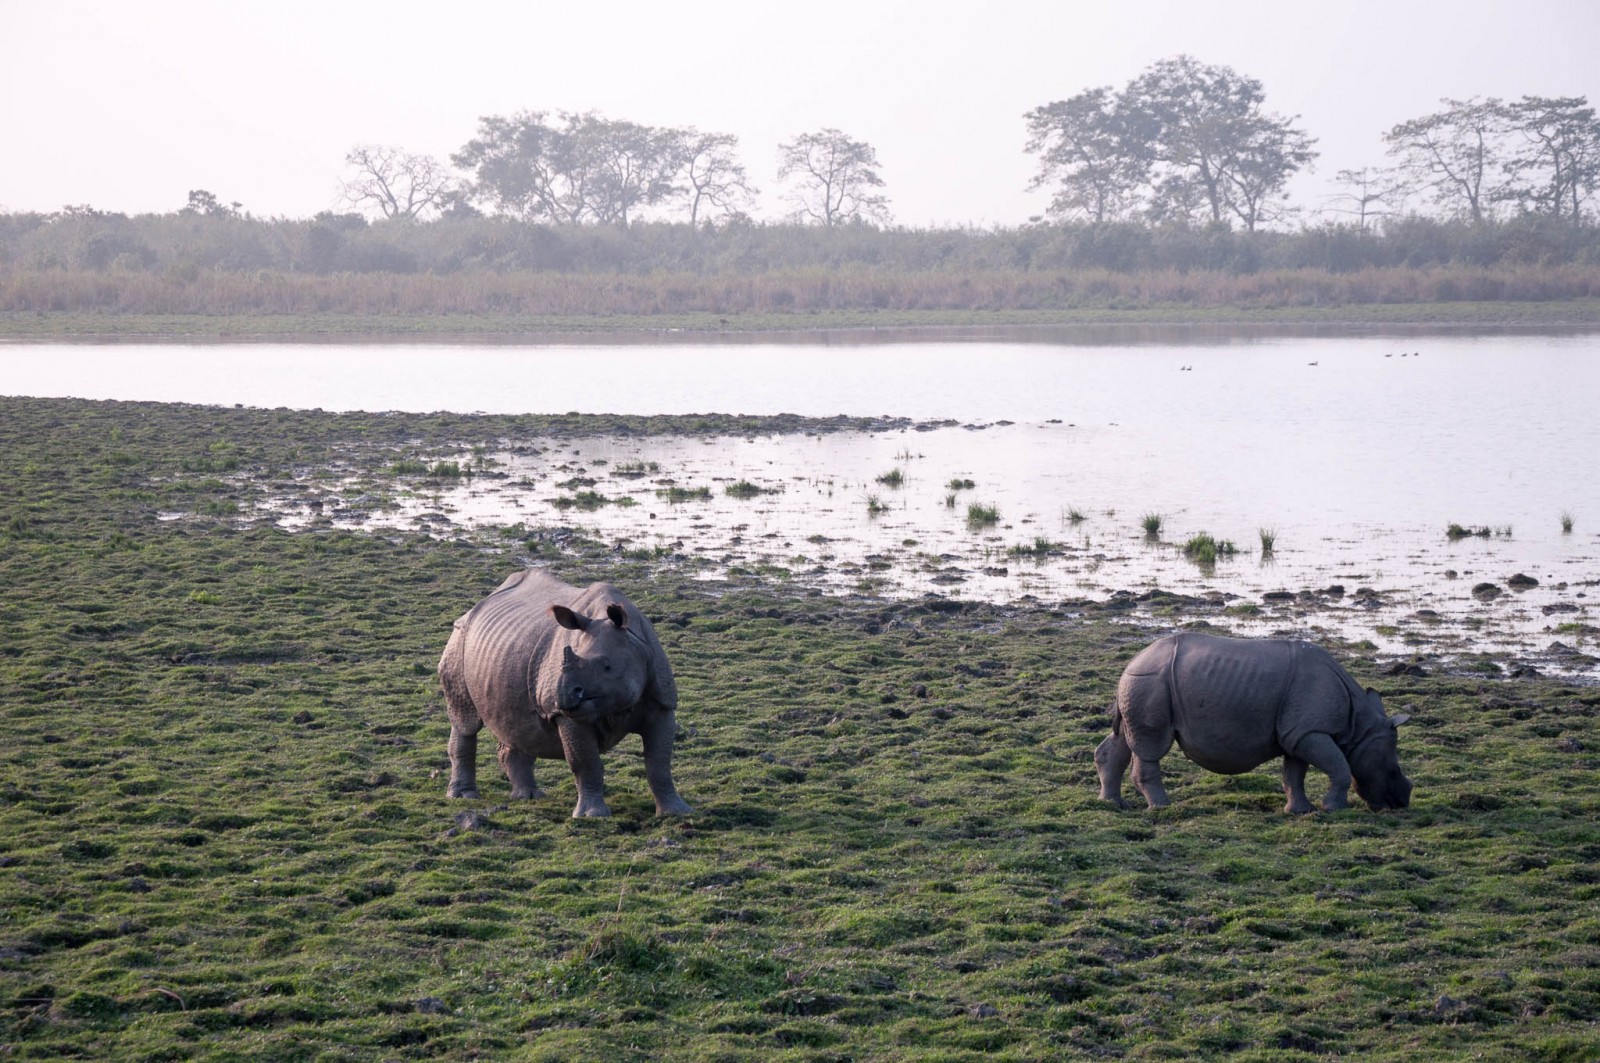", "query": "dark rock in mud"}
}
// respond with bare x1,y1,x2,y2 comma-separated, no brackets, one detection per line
1542,602,1580,615
1382,662,1429,678
1262,591,1296,602
1319,584,1346,597
1507,573,1539,589
1472,582,1503,601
